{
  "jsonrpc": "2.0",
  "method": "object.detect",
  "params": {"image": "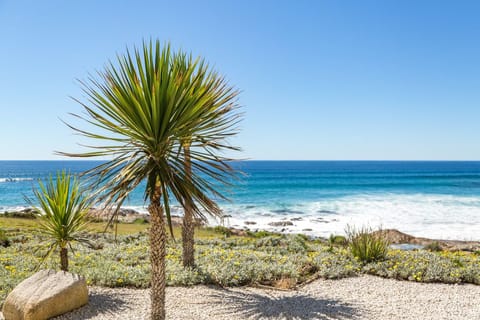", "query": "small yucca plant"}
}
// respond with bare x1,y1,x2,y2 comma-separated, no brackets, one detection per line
346,225,390,263
31,170,92,271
